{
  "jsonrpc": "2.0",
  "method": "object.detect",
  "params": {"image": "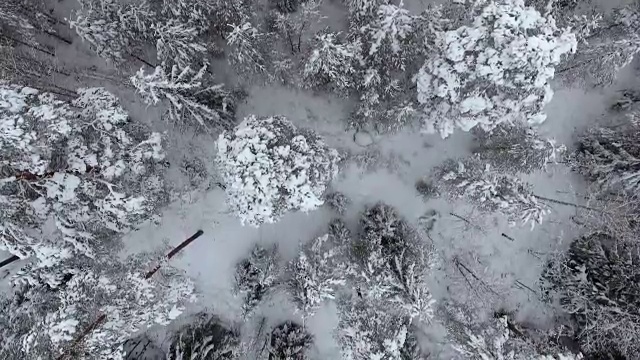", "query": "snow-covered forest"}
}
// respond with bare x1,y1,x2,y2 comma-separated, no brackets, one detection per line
1,0,640,358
